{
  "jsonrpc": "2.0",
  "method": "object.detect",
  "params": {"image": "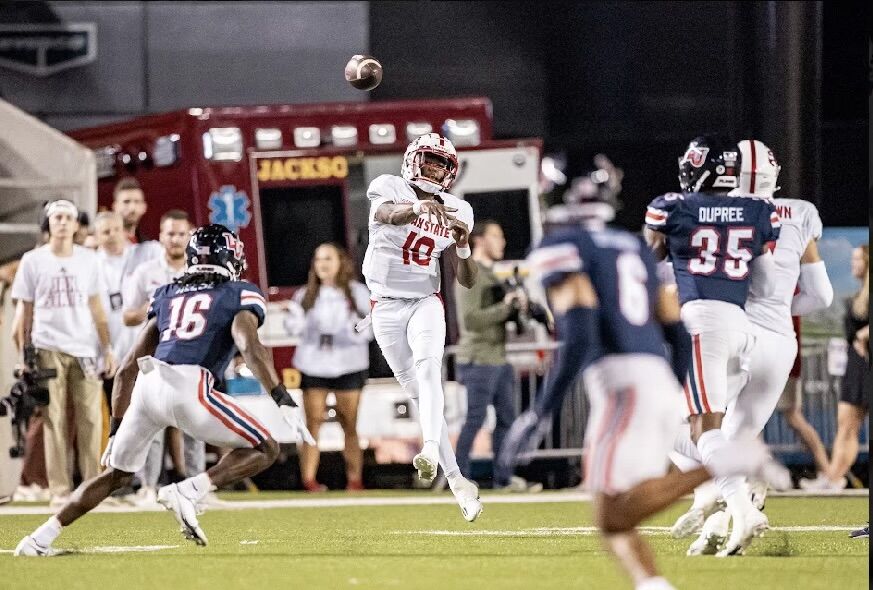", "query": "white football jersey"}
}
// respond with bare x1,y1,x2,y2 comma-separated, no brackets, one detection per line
746,198,823,336
362,174,475,299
